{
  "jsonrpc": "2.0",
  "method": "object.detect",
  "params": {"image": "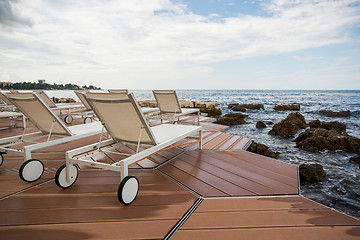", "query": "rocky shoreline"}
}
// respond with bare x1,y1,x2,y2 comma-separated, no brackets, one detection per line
222,102,359,183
